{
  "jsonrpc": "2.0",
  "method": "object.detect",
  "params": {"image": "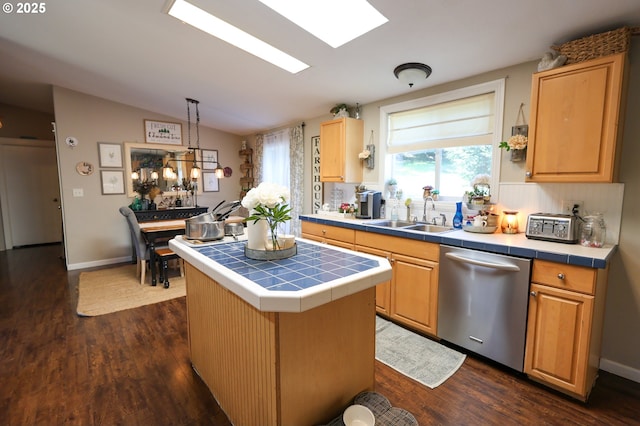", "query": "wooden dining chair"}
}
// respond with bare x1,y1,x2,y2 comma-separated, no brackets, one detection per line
154,247,184,288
